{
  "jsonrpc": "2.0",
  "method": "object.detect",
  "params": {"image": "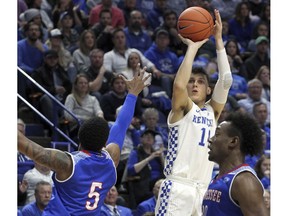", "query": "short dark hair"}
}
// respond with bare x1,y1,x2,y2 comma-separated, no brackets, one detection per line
78,117,110,152
225,112,264,156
